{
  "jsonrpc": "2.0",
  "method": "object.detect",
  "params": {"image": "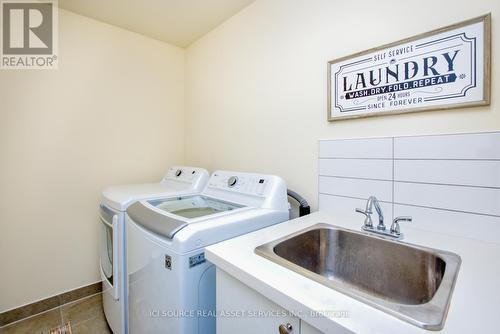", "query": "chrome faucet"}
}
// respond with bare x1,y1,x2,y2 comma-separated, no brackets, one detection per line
356,196,412,240
356,196,384,230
